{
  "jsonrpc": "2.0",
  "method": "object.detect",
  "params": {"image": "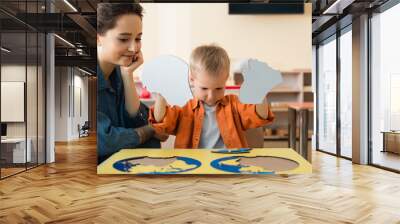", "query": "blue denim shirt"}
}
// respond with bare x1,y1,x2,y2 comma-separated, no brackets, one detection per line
97,64,160,163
